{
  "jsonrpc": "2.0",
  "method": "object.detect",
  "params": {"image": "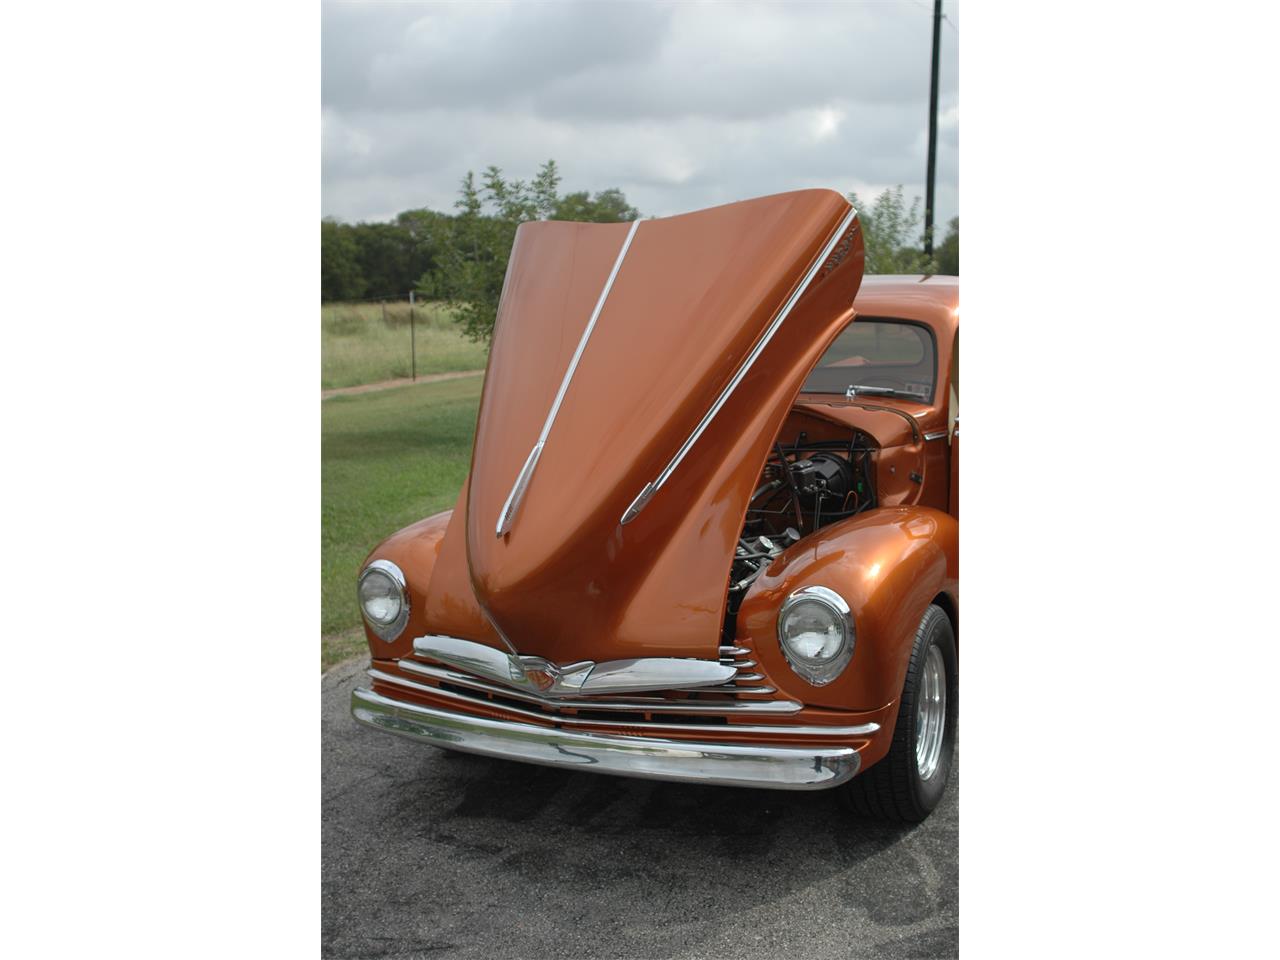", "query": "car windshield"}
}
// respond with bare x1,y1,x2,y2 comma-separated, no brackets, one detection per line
800,318,936,402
